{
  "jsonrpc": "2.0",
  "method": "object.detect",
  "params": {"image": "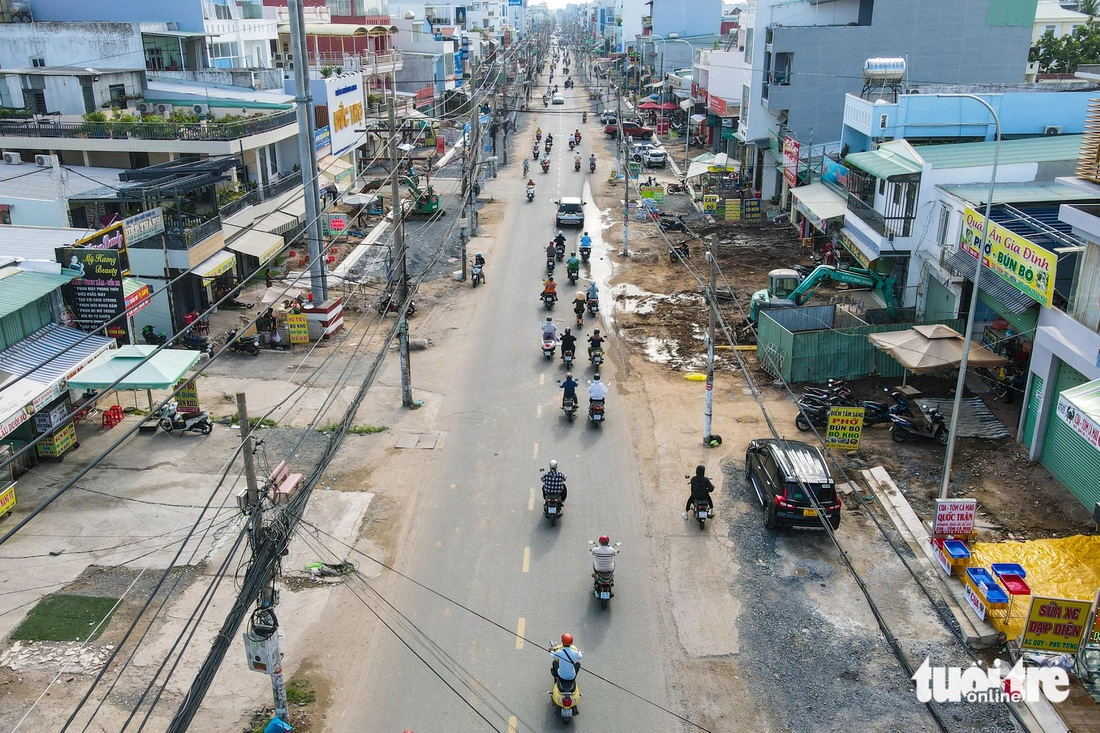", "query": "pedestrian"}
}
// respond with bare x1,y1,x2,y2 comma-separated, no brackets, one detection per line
325,181,338,206
265,268,273,288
